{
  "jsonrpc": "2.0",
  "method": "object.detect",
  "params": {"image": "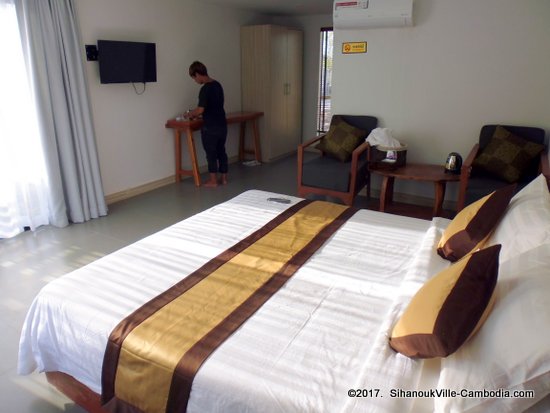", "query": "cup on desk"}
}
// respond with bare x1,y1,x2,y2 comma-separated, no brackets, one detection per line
176,110,192,121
